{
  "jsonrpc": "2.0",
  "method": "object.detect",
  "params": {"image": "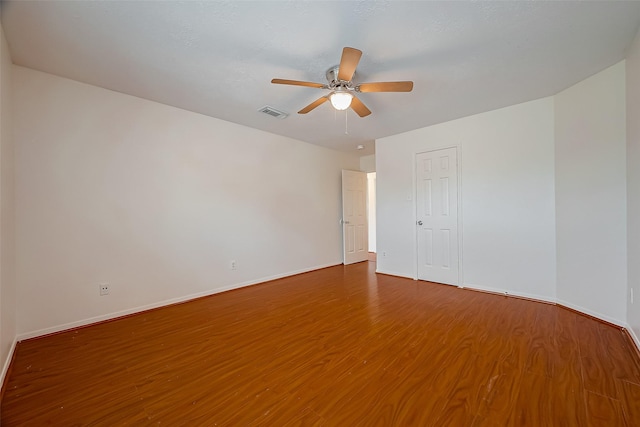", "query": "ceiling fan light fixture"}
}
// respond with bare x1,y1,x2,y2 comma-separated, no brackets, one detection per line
330,91,353,110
